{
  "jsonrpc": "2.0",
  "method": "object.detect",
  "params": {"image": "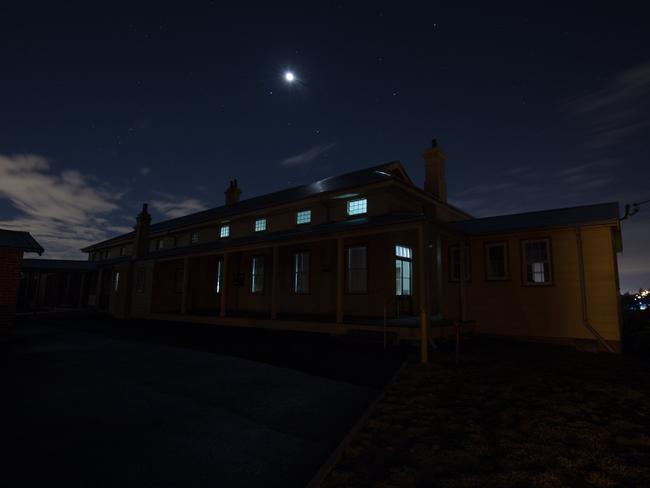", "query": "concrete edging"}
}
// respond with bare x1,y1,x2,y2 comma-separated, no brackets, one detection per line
306,358,408,488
